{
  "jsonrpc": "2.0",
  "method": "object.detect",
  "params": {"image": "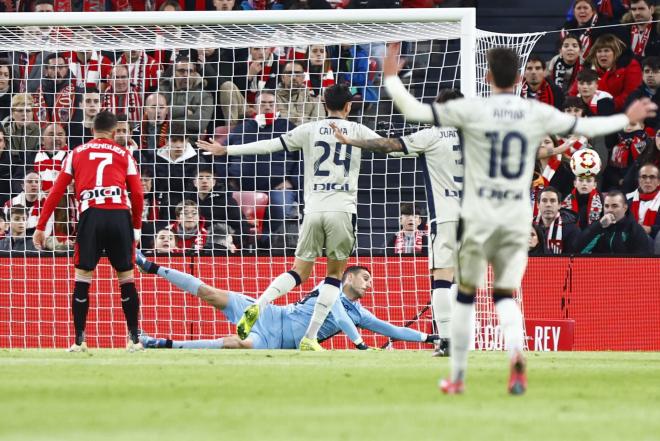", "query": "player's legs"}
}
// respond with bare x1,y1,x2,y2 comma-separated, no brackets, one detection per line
136,250,205,297
490,232,528,395
70,268,93,352
301,212,355,349
255,257,313,311
429,221,459,356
